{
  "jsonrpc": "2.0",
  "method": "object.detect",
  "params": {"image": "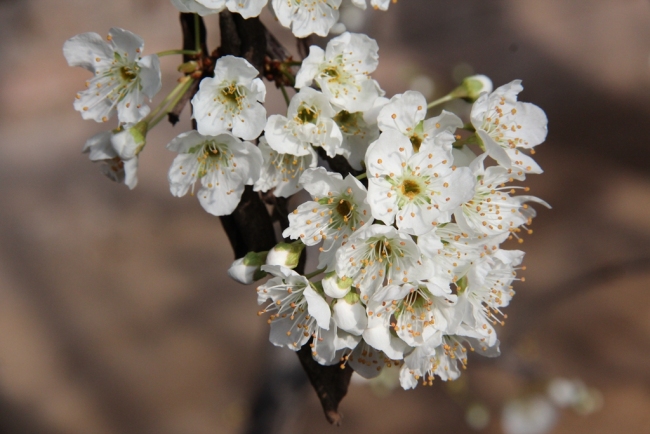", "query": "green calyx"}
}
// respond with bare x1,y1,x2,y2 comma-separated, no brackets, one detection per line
243,251,268,267
456,275,468,293
343,290,360,305
271,241,305,269
451,75,491,103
